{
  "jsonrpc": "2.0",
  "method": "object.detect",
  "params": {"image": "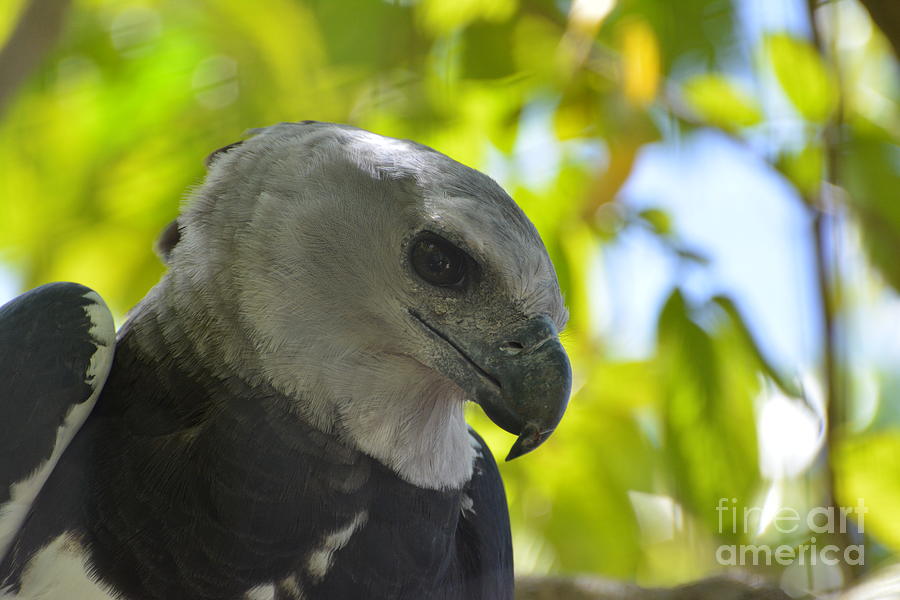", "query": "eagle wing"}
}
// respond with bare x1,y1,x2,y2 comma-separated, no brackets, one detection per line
0,282,115,563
